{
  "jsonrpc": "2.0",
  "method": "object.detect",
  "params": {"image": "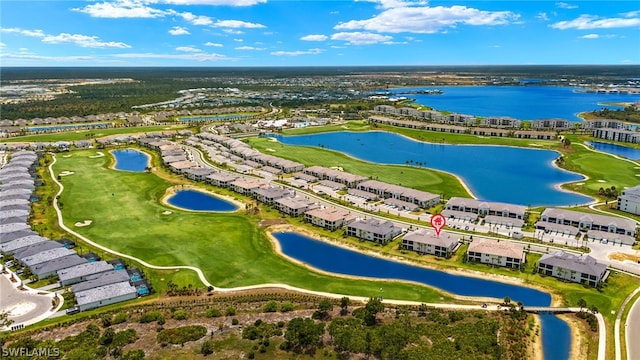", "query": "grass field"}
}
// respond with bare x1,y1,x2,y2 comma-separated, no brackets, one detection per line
1,124,191,143
246,137,471,199
51,149,454,303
